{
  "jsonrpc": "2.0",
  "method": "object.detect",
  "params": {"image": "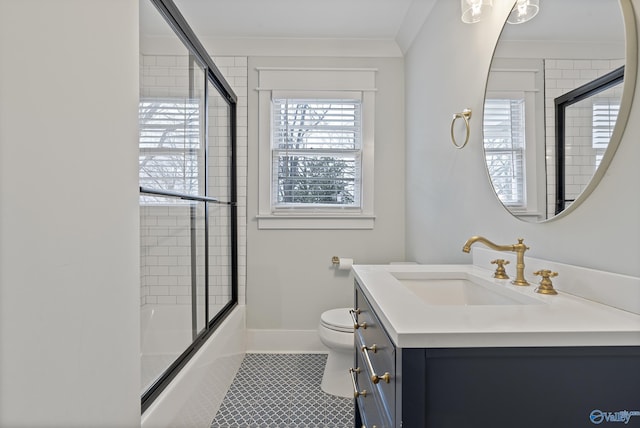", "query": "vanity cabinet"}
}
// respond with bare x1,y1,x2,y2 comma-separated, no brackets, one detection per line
353,280,640,428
